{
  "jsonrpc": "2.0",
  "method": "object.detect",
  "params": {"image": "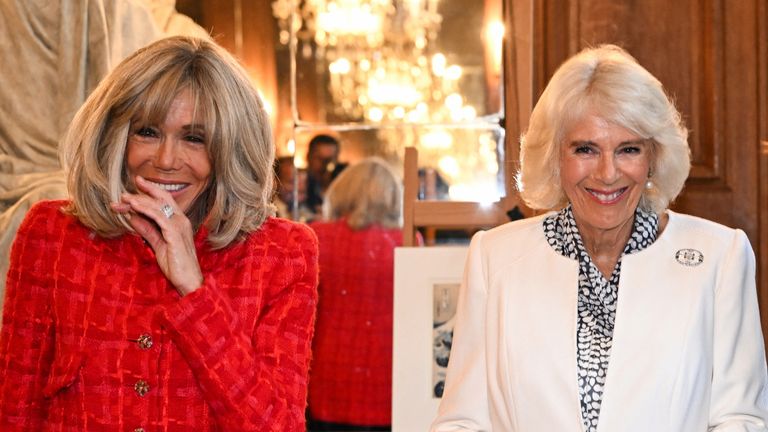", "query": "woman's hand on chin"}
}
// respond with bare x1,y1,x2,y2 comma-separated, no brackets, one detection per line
111,175,203,296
